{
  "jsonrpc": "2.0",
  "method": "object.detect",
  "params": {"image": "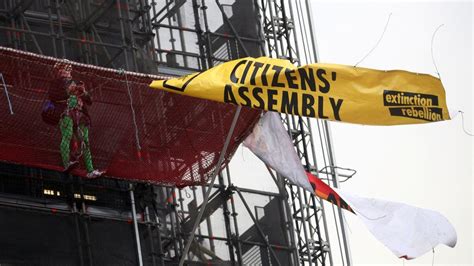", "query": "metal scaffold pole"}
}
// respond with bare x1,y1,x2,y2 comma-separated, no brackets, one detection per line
0,0,353,264
256,0,354,265
178,106,242,266
130,184,144,266
323,121,353,265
